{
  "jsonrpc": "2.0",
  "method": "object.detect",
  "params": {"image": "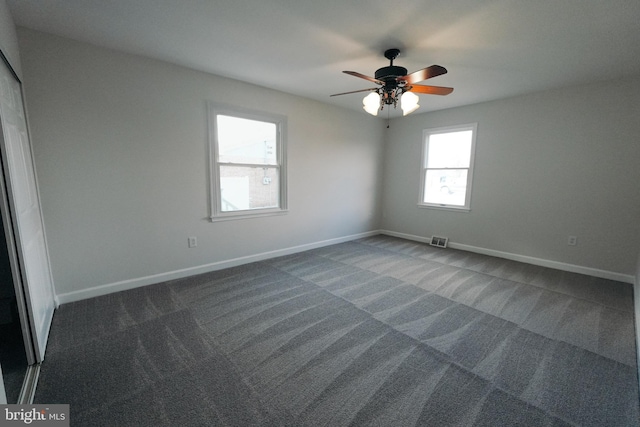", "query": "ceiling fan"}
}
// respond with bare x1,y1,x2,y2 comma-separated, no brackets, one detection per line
330,48,453,116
